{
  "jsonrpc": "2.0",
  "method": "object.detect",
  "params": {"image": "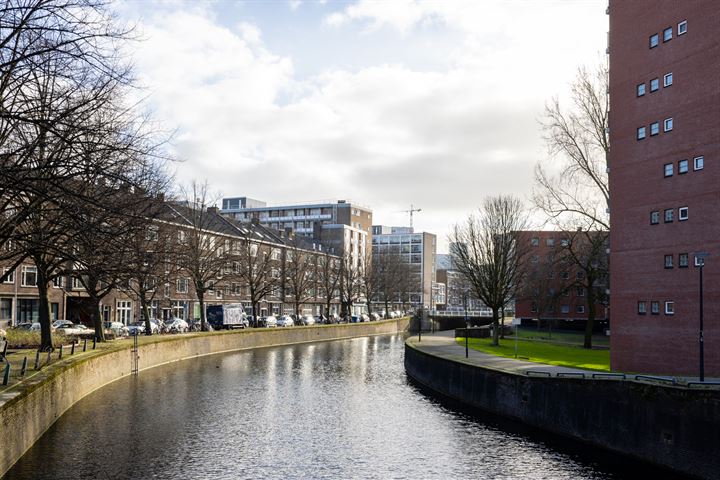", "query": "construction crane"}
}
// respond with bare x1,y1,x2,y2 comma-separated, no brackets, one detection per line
399,204,422,230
